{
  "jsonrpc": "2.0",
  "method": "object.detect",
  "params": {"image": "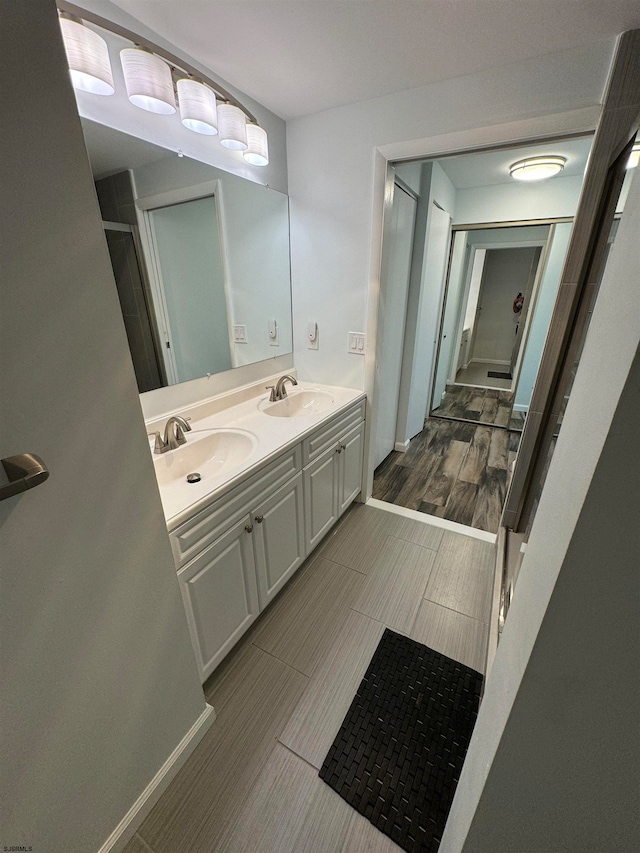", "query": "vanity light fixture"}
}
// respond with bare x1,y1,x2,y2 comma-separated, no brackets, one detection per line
56,1,269,164
177,79,218,135
59,15,114,96
218,104,248,151
509,155,566,182
121,48,176,115
627,142,640,169
244,124,269,166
